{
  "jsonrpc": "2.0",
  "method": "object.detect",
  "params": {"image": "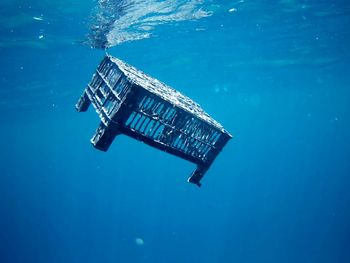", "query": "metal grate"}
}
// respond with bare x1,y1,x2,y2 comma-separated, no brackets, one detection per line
76,55,232,186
